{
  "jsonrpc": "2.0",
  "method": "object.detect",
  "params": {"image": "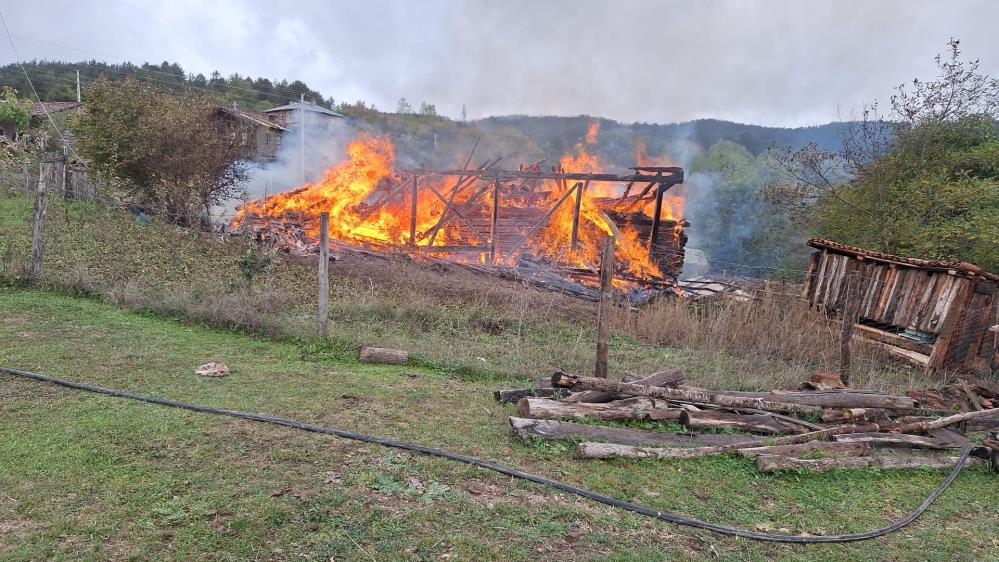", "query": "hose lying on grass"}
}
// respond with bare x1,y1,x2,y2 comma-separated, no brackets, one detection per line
0,365,978,544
